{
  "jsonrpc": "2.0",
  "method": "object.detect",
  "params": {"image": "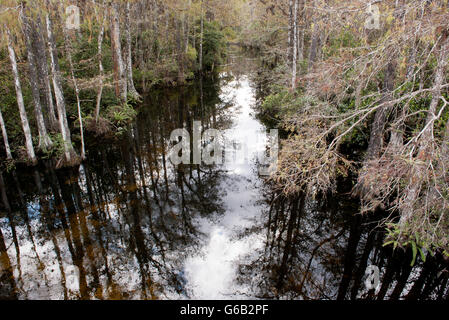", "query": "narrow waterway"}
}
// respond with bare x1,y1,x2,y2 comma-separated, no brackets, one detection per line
183,74,268,299
0,53,448,300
